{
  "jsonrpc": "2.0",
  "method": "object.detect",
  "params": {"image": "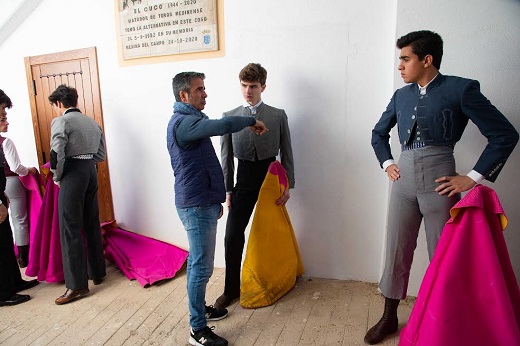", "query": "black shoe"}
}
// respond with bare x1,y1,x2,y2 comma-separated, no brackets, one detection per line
15,279,39,293
92,278,103,285
0,294,30,307
214,293,239,309
205,305,228,321
189,326,228,346
364,315,398,344
364,298,399,344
